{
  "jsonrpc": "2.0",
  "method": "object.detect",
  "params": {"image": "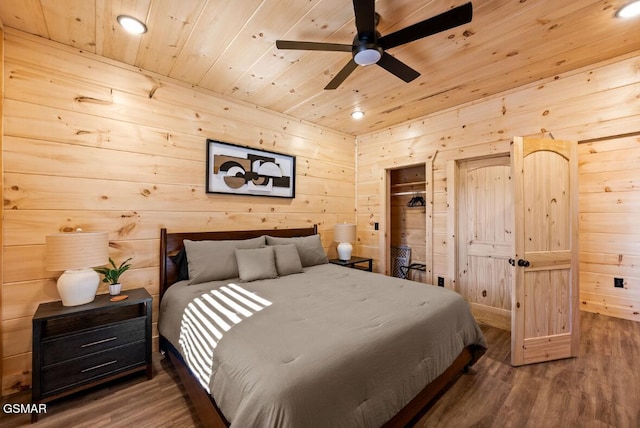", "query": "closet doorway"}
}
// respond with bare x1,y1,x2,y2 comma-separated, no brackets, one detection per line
389,164,428,283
